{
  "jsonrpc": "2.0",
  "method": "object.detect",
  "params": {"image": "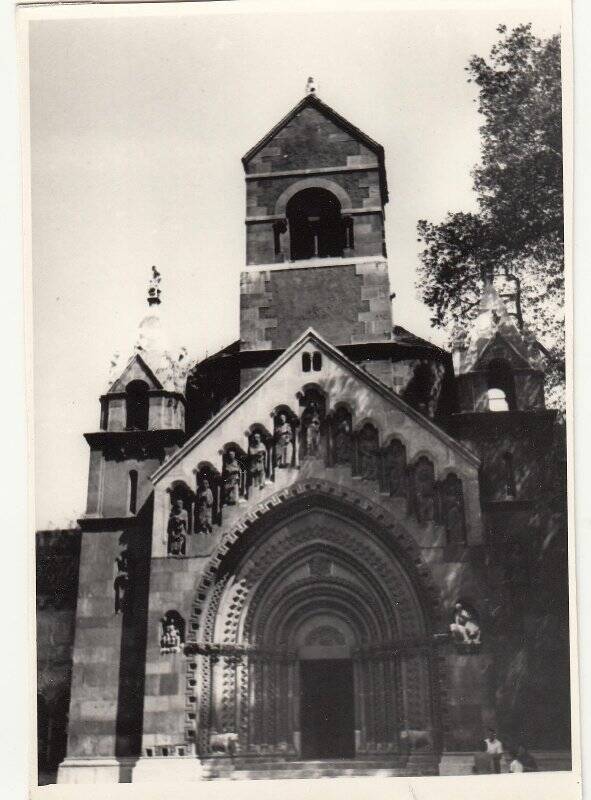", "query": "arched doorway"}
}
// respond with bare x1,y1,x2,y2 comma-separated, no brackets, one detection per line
190,490,442,769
